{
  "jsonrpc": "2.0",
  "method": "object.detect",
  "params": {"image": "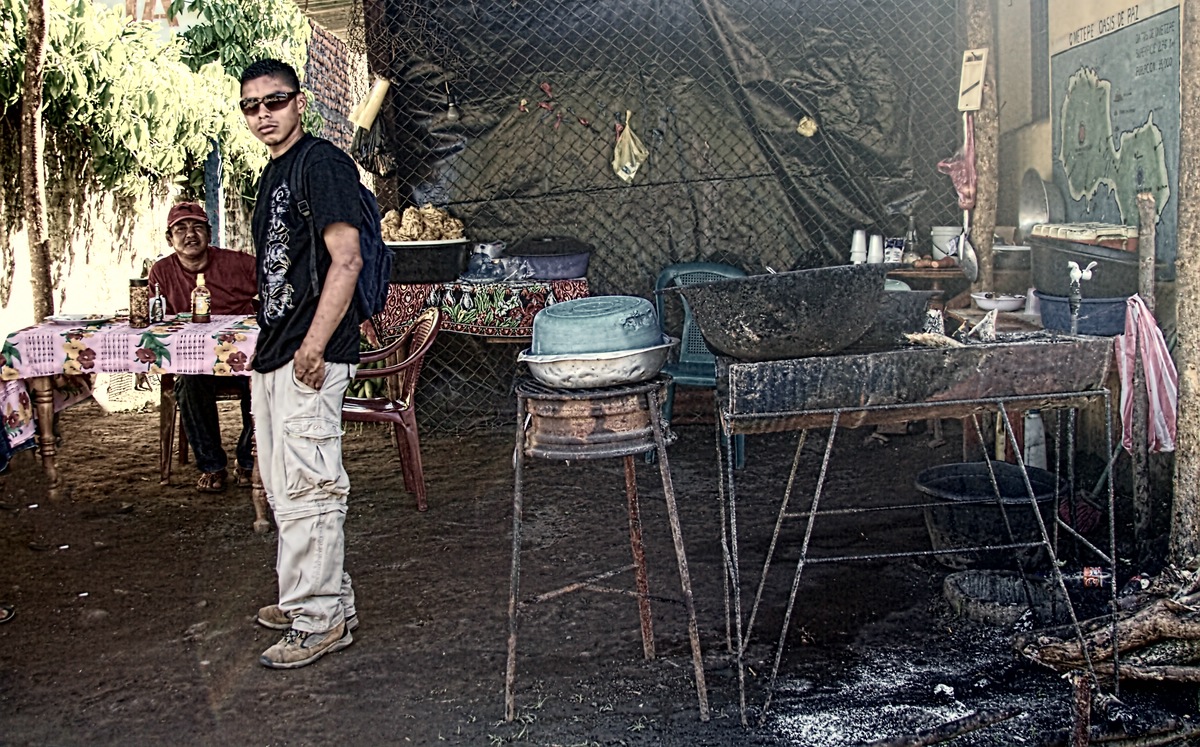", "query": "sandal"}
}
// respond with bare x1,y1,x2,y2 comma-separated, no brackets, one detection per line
0,603,13,624
196,469,228,493
235,466,254,489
